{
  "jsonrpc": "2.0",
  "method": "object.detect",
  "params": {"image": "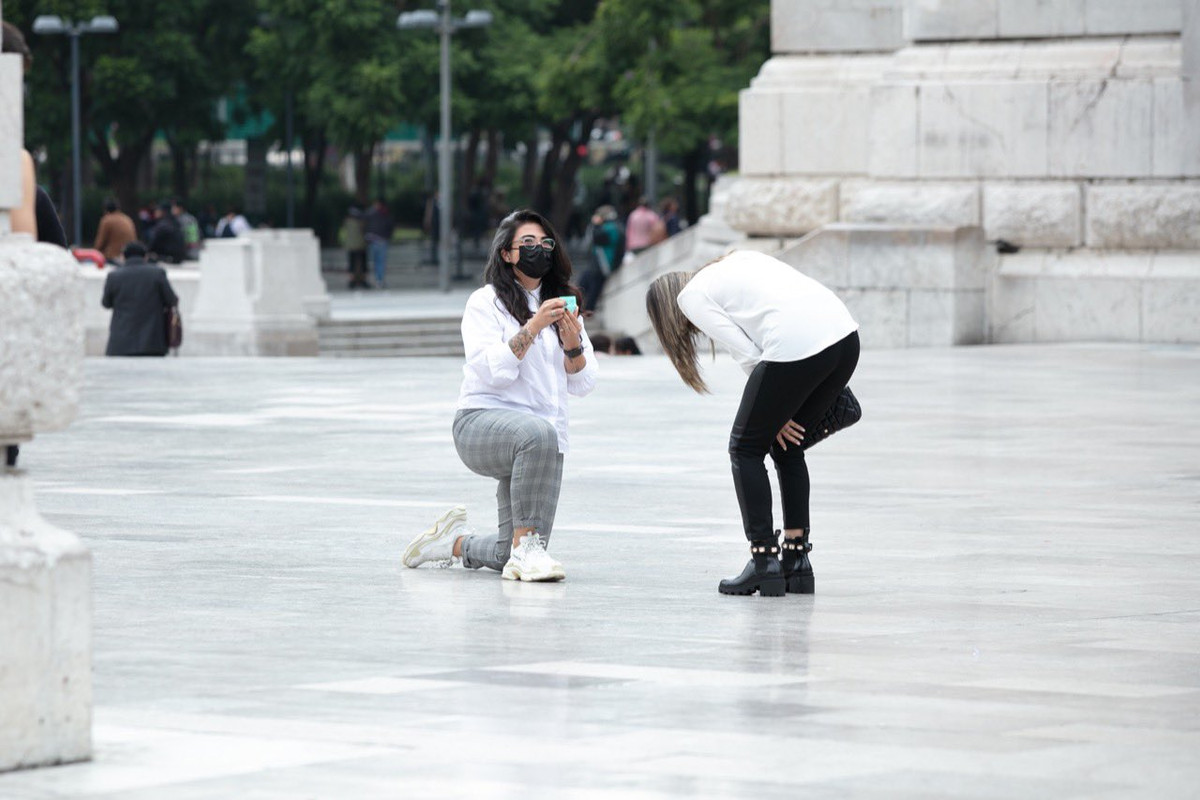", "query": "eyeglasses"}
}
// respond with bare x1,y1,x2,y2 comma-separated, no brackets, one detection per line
510,236,556,252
